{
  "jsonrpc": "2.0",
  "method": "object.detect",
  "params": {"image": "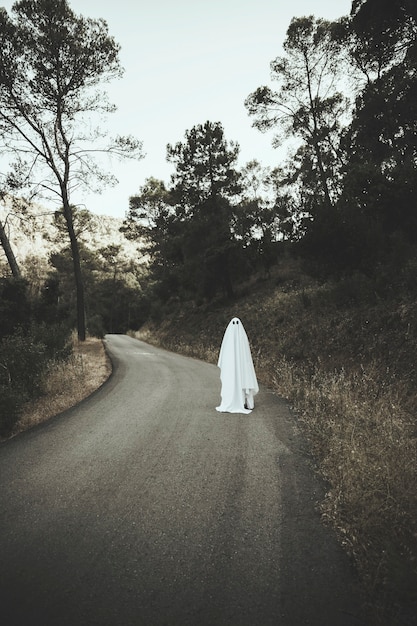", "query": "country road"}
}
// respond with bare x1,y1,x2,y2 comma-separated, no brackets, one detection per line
0,334,367,625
